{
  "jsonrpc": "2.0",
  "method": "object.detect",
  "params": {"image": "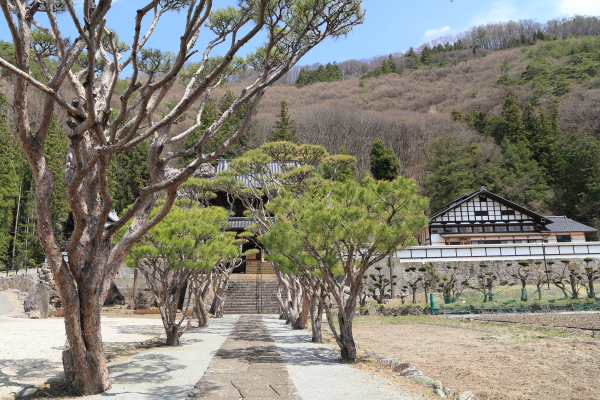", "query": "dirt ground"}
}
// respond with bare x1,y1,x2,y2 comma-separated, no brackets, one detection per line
474,313,600,331
350,314,600,400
